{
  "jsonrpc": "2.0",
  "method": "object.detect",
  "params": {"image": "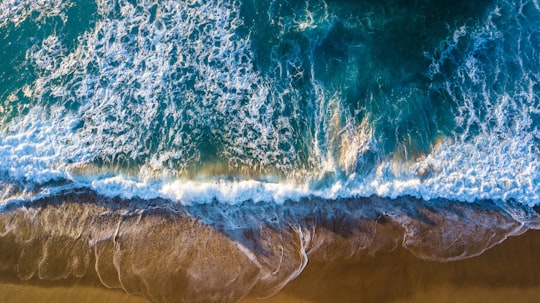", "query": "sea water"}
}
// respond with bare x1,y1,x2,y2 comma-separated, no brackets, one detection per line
1,0,540,301
1,0,539,208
